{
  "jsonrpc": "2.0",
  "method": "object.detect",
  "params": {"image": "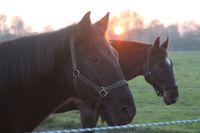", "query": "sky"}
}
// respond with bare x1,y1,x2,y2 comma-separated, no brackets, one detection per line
0,0,200,32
